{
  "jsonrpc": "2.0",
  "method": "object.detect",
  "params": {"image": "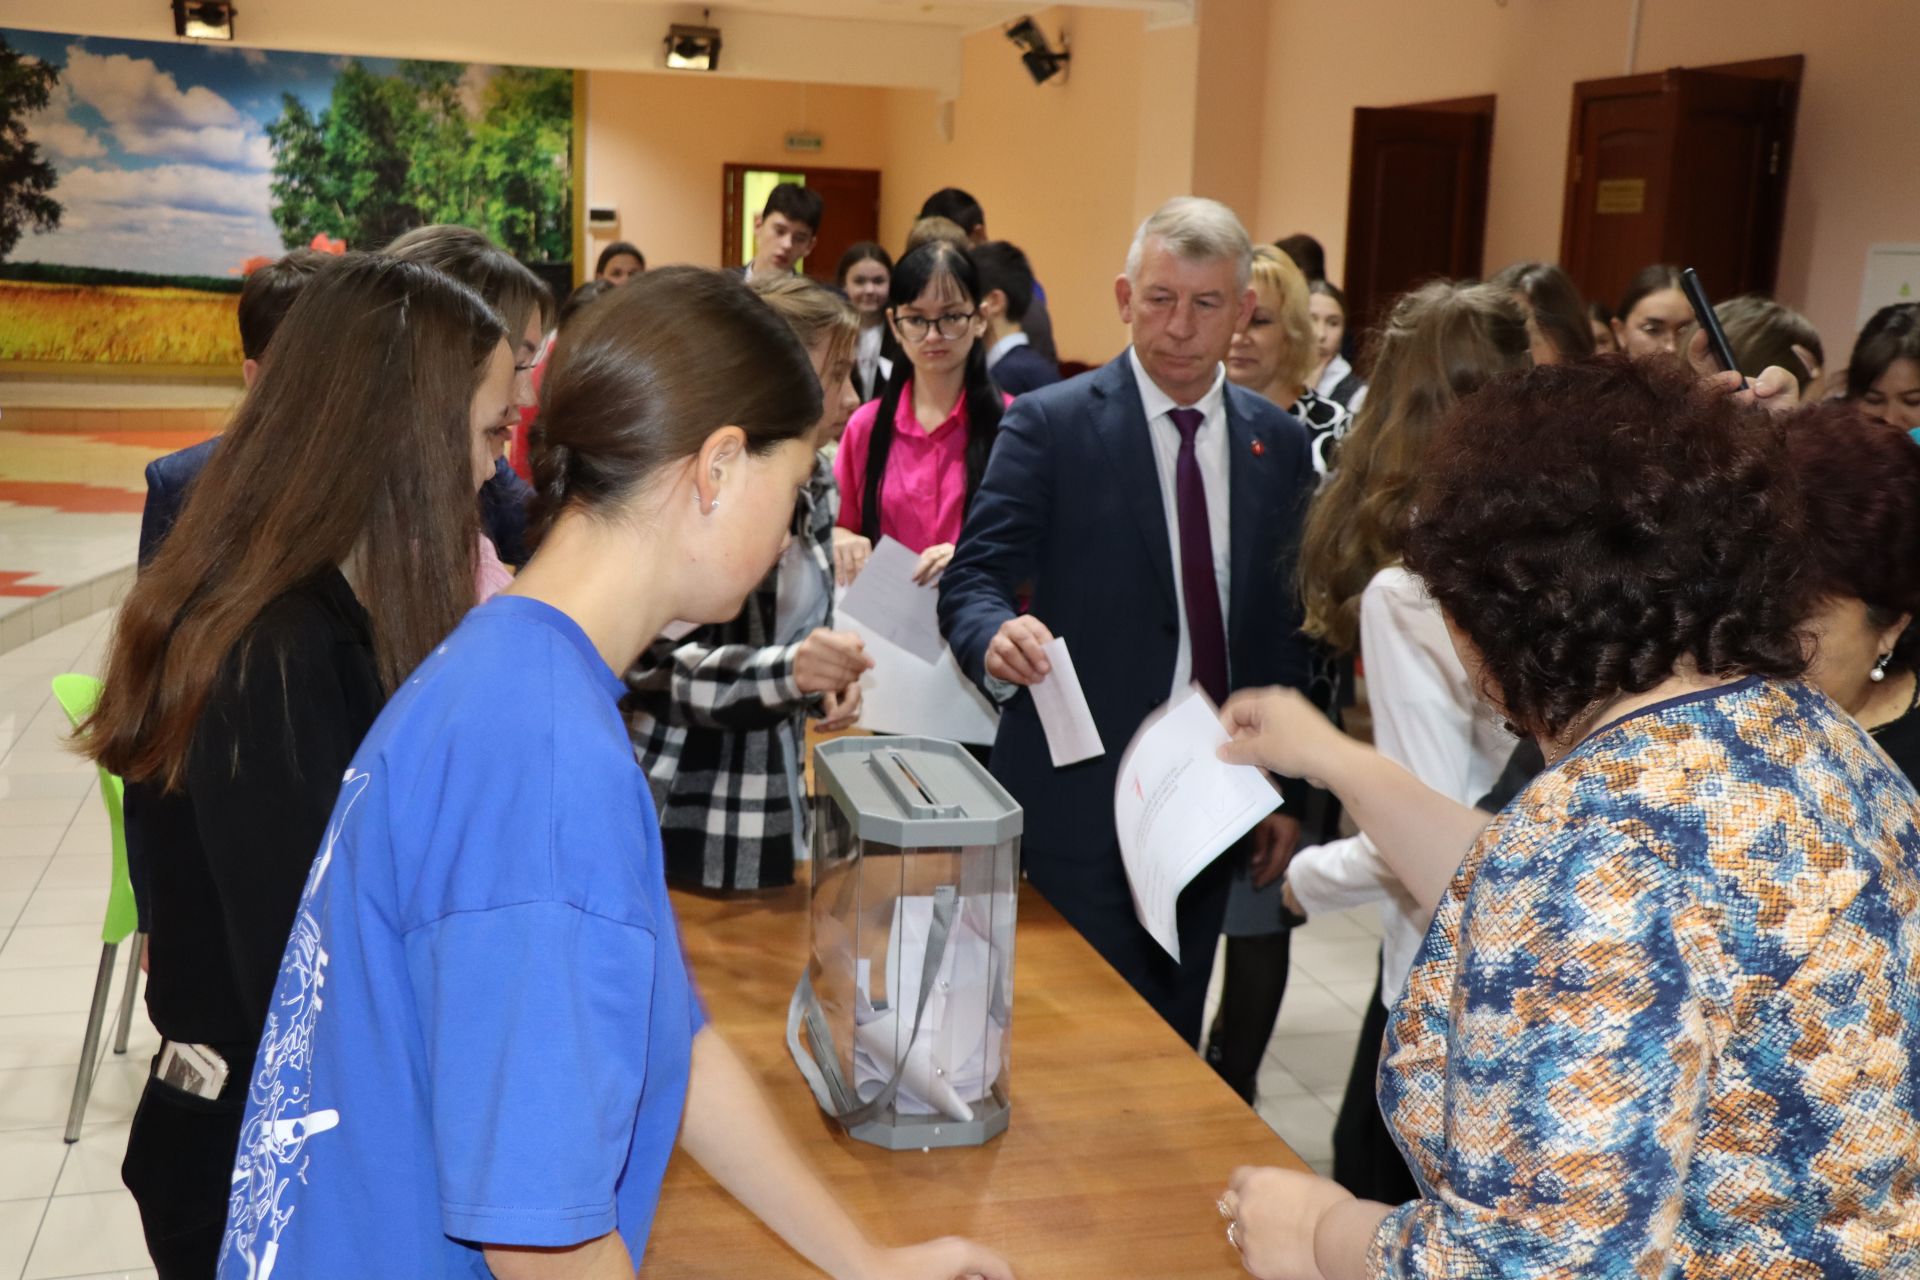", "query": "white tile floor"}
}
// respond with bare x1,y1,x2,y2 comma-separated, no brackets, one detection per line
0,605,1381,1275
0,608,159,1280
